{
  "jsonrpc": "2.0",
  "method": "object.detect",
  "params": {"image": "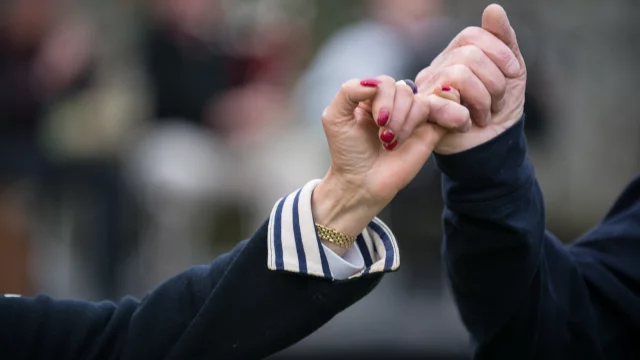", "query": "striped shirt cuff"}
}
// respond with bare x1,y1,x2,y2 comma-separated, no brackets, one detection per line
267,180,400,280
